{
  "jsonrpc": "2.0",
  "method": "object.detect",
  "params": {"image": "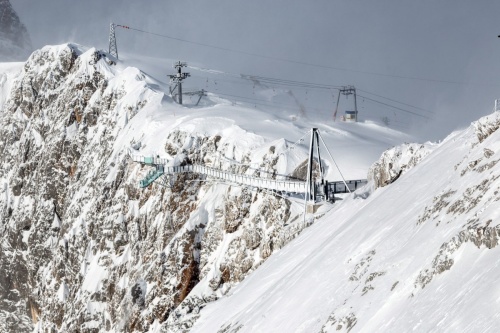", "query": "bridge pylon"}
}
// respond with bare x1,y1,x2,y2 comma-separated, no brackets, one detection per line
305,128,326,202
